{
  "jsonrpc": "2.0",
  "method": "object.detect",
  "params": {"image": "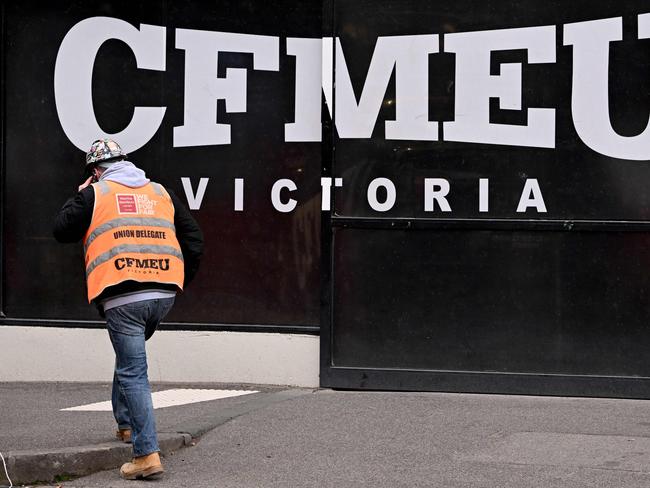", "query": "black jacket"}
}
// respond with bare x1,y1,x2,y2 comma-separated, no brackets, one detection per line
53,183,204,305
